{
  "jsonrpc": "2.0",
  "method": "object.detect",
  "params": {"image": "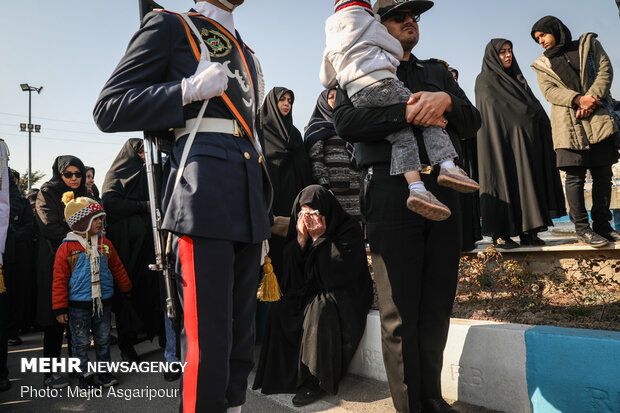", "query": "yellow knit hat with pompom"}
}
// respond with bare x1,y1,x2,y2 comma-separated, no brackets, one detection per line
62,191,106,234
